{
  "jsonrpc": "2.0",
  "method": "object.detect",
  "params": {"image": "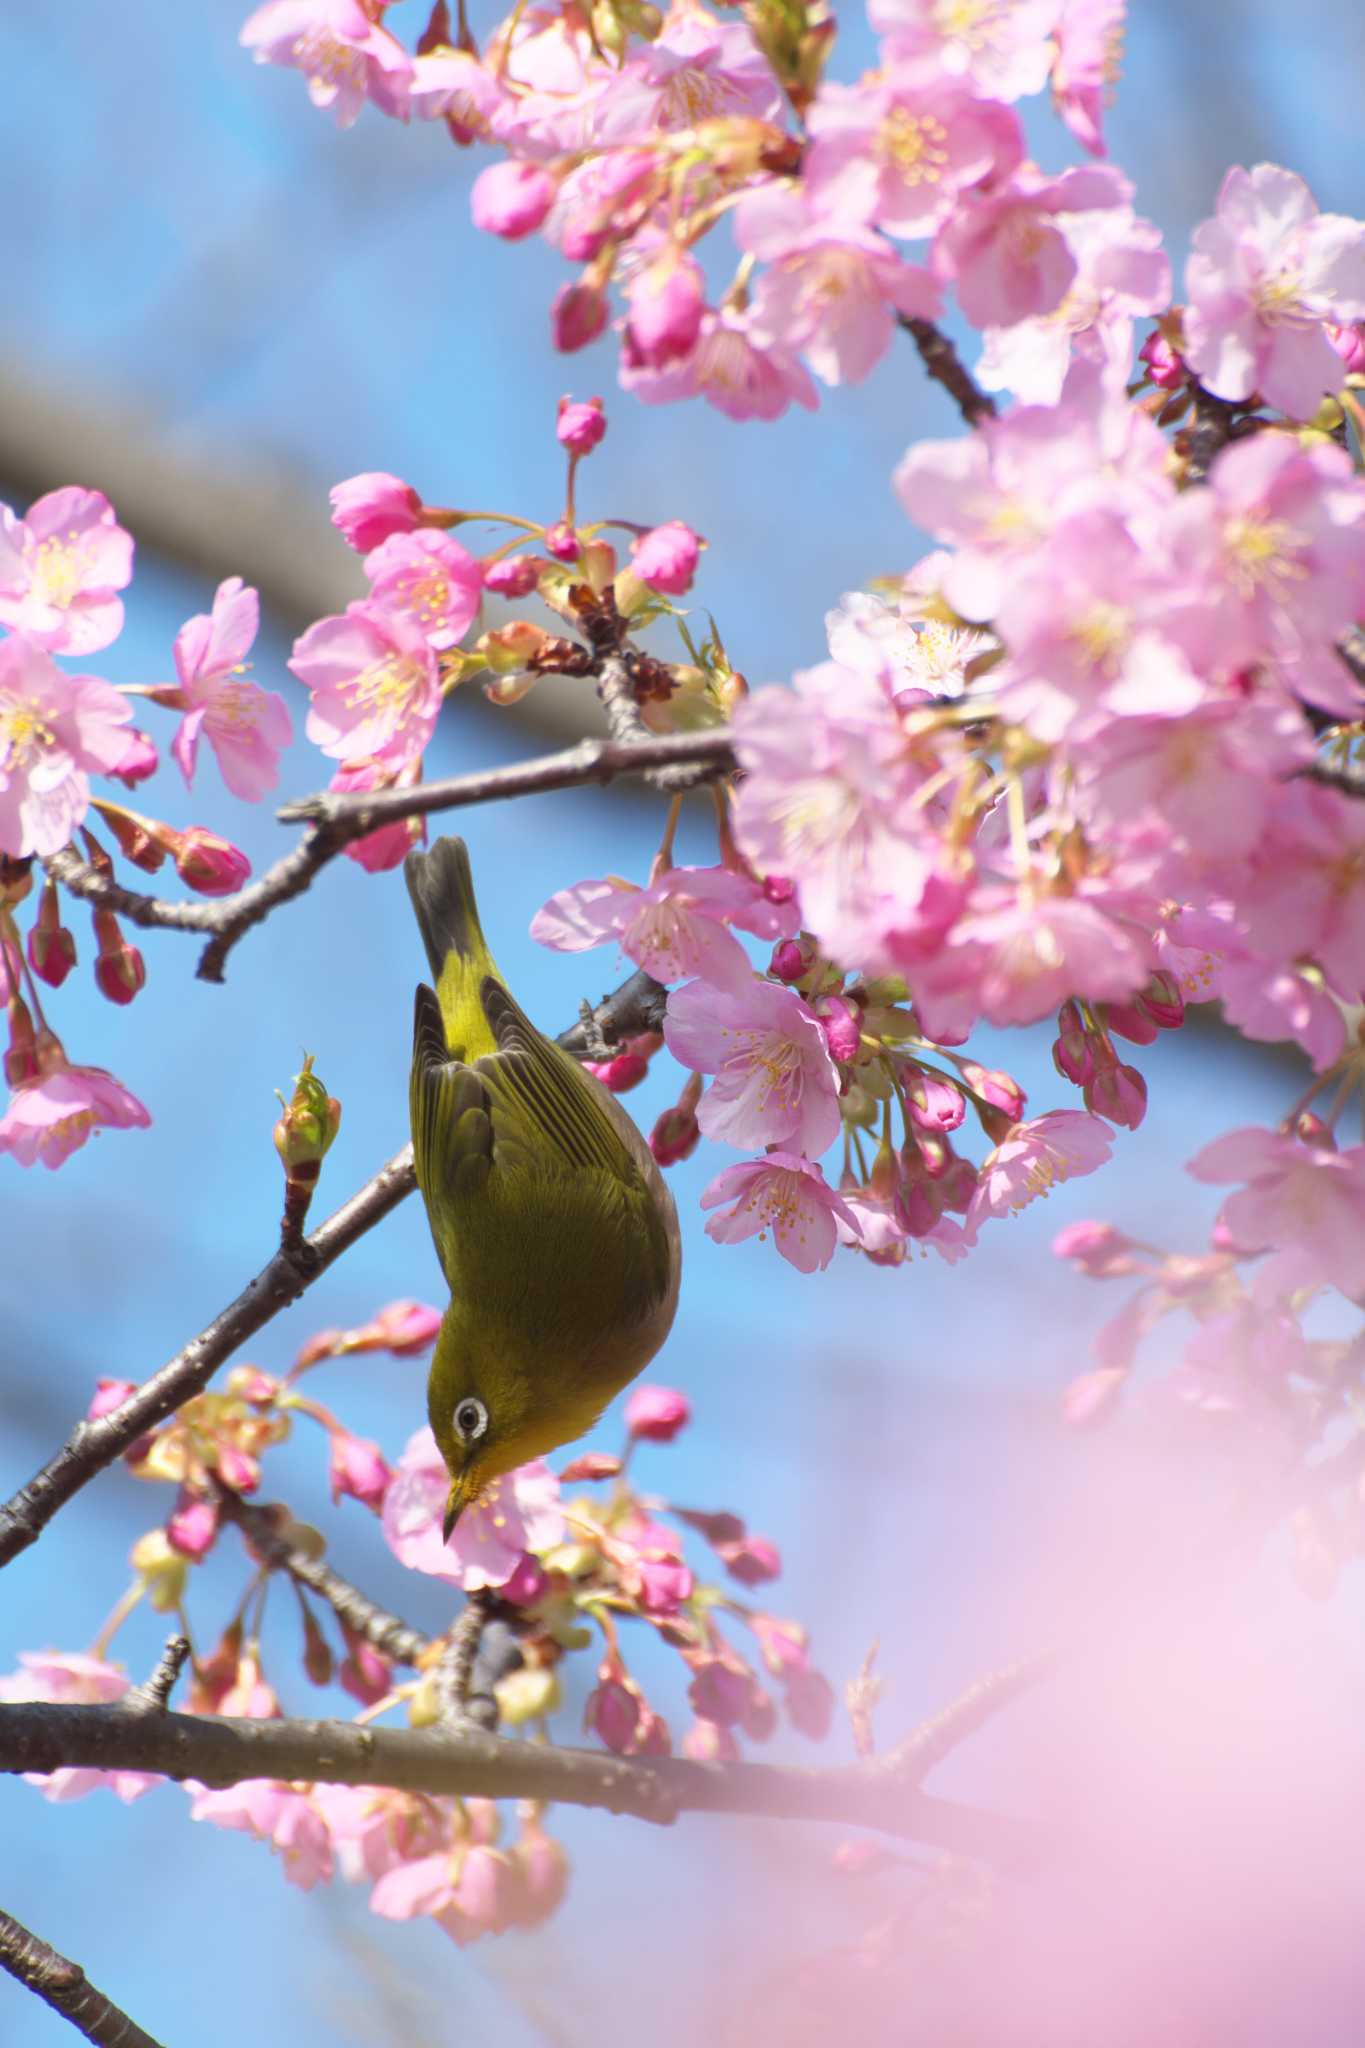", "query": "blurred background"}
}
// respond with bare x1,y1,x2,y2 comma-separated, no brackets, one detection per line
3,2,1365,2042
